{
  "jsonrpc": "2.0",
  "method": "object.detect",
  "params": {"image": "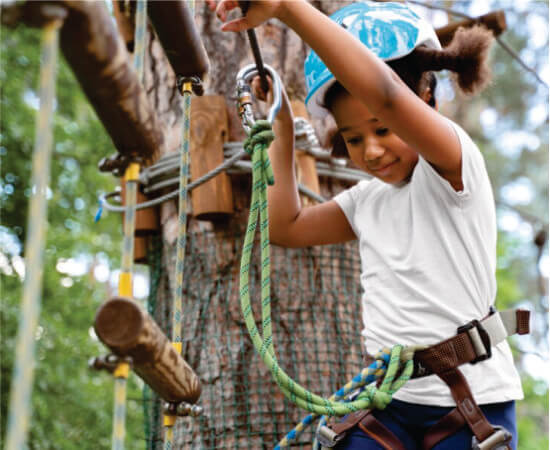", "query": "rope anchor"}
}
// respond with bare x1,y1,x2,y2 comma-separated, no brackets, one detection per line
164,401,203,418
88,354,132,375
236,63,283,133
